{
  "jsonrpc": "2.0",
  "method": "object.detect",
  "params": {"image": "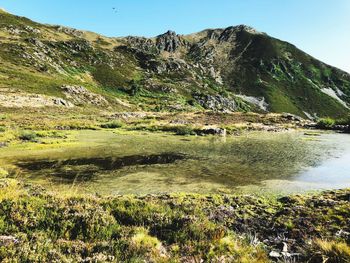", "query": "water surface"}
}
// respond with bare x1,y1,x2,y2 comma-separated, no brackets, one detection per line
1,130,349,195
